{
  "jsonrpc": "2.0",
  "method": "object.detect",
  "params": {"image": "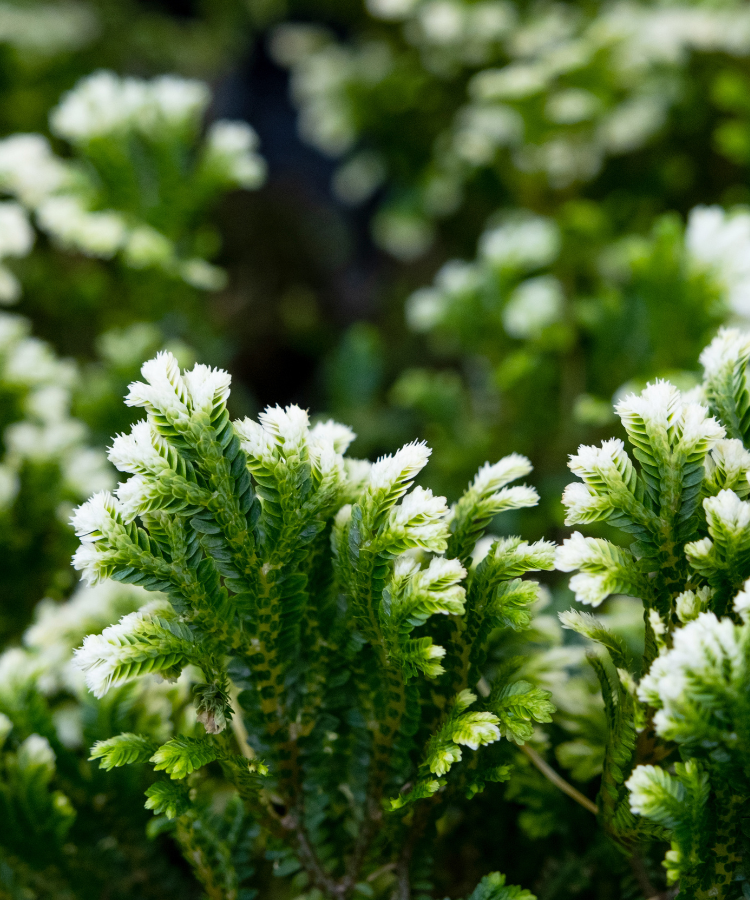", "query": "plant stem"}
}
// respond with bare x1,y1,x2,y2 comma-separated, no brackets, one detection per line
521,744,598,815
229,687,254,760
629,854,657,899
281,809,344,899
